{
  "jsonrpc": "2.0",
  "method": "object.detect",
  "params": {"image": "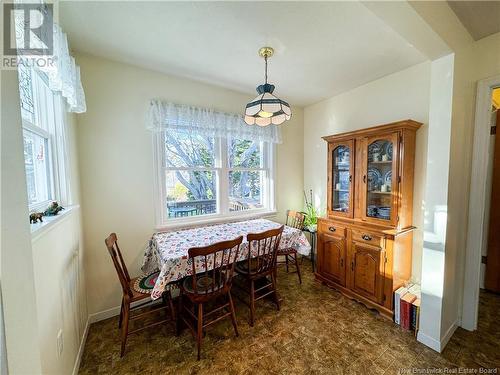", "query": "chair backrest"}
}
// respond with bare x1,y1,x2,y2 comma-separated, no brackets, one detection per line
105,233,133,298
188,236,243,295
286,210,306,230
244,226,284,276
